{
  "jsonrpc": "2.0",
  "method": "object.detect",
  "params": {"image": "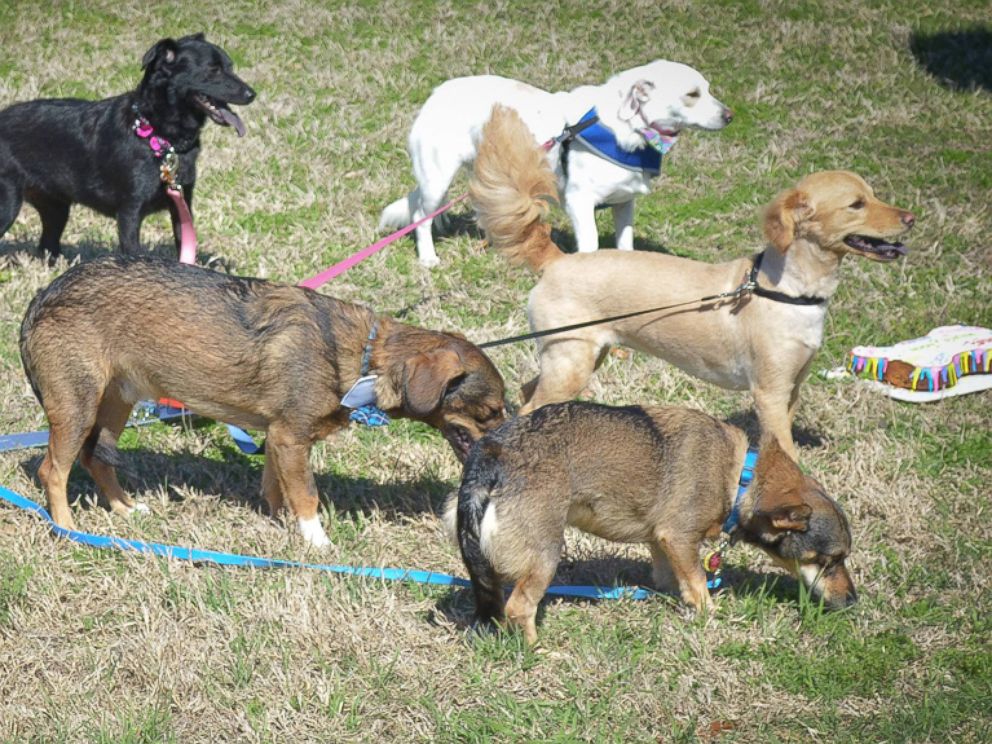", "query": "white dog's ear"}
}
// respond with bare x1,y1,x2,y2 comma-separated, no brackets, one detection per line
763,188,813,252
619,80,655,120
